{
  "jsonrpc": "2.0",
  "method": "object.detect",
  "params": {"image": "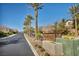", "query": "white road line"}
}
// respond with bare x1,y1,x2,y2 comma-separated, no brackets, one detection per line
24,34,39,56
